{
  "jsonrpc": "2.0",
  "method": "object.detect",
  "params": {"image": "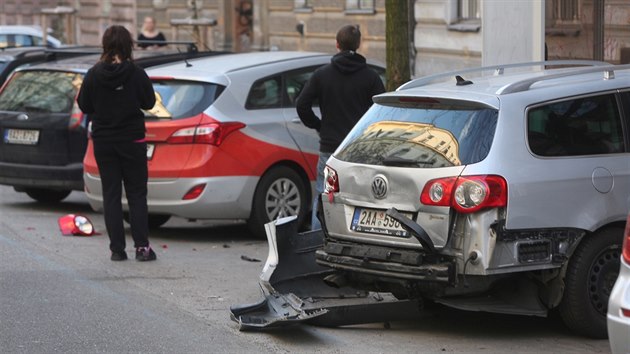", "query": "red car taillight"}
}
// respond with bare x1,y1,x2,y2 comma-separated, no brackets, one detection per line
167,121,245,146
623,214,630,264
421,175,507,213
69,100,85,130
324,165,339,194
